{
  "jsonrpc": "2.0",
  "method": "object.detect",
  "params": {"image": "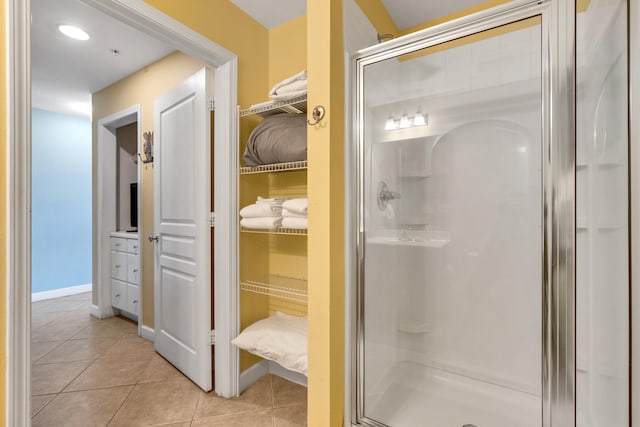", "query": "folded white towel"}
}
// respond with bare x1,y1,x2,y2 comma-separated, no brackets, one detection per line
257,196,286,206
282,217,308,230
282,208,306,218
269,70,307,101
282,198,308,215
241,217,282,230
240,203,281,218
